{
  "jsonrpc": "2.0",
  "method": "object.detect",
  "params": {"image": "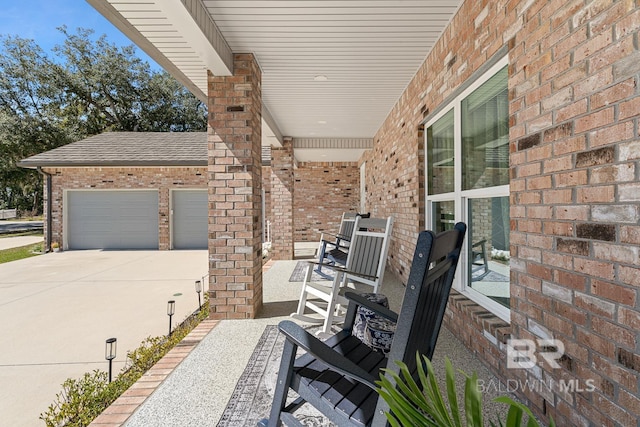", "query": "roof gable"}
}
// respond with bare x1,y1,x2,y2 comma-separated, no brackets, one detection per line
19,132,207,168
